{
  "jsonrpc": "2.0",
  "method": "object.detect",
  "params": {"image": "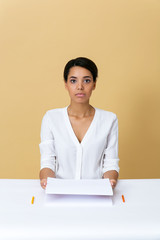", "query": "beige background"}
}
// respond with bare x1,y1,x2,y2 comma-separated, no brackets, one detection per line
0,0,160,179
